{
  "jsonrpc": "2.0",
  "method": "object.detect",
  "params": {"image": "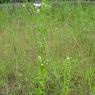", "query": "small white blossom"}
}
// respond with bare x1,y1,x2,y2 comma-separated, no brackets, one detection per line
38,56,41,61
33,3,42,8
